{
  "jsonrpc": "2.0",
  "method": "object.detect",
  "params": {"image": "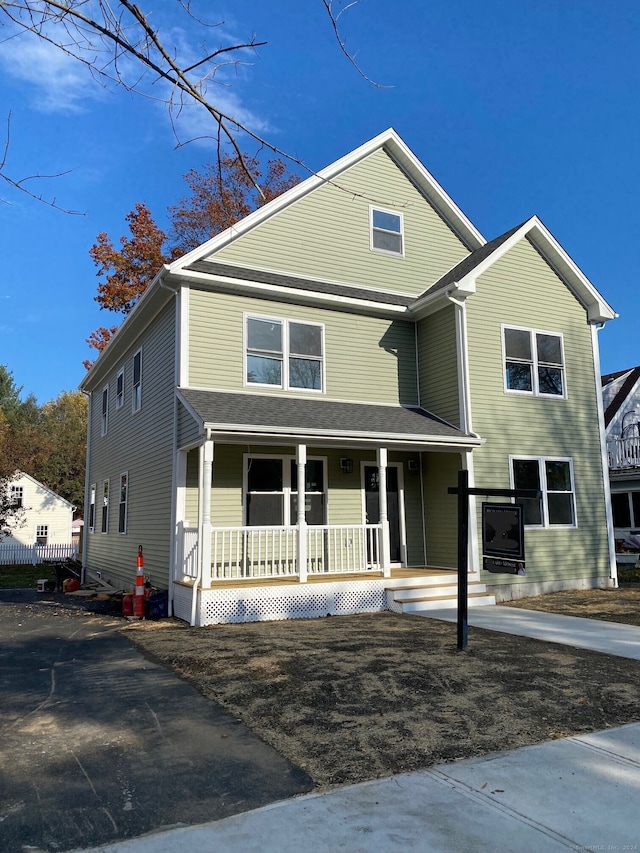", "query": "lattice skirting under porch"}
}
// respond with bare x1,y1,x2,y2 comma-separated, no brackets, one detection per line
172,579,395,626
